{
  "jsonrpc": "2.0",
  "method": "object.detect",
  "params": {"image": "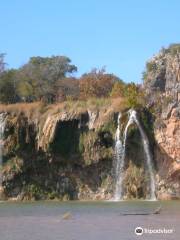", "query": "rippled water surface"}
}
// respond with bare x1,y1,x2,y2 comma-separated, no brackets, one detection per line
0,200,179,240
